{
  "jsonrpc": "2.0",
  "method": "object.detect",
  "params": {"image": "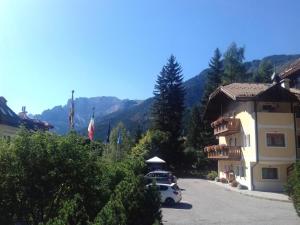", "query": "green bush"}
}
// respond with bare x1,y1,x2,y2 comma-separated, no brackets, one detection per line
285,161,300,216
0,129,162,224
207,171,218,180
